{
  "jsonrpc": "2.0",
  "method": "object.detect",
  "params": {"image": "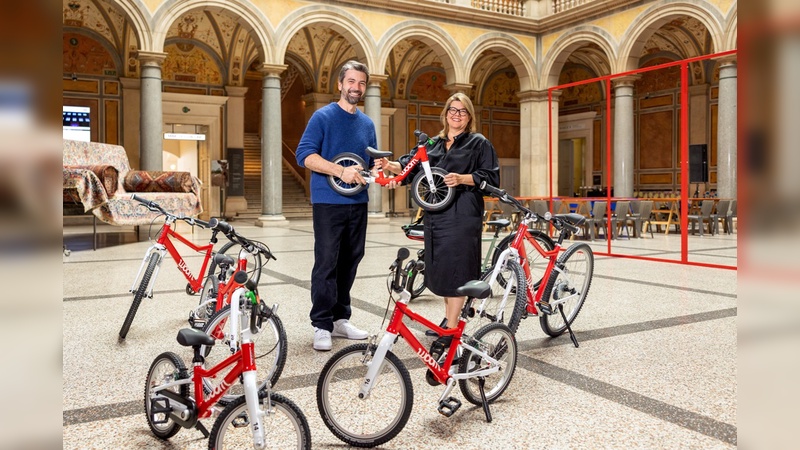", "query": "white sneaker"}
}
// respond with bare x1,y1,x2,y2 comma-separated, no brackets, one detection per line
332,319,369,340
313,328,332,351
